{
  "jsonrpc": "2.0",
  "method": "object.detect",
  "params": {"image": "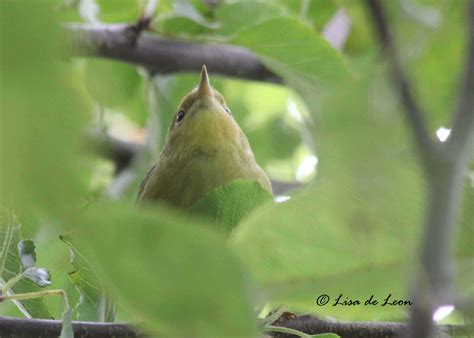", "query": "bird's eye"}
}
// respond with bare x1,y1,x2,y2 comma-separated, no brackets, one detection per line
176,110,185,123
224,107,231,115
